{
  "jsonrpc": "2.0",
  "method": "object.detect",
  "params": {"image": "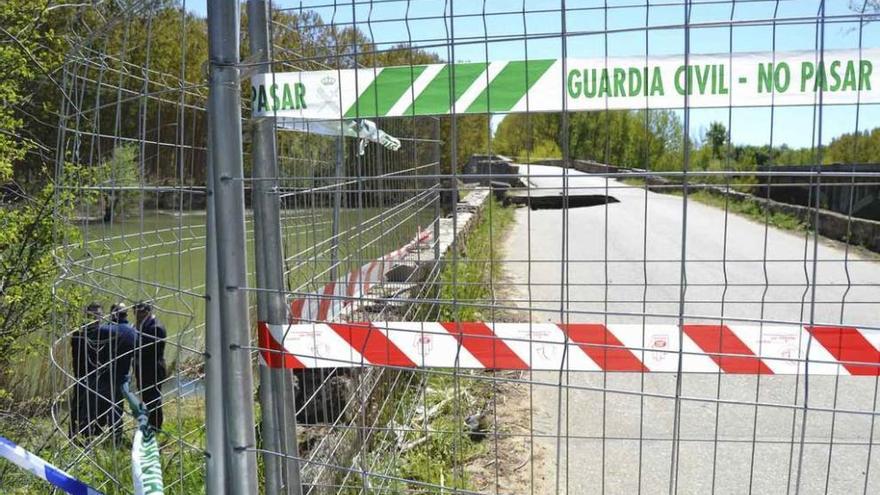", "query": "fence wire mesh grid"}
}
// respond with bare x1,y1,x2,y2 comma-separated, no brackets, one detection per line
0,0,878,494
